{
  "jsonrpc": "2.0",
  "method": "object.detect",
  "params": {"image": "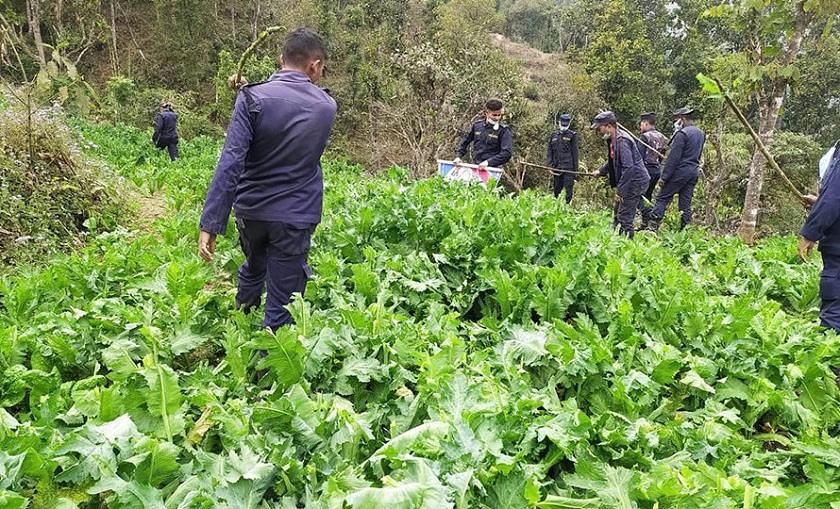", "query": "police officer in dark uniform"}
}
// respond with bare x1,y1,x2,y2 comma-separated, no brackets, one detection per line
589,111,650,238
454,98,513,170
198,28,337,332
636,112,667,226
648,107,705,231
799,144,840,333
152,102,179,161
547,113,580,203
